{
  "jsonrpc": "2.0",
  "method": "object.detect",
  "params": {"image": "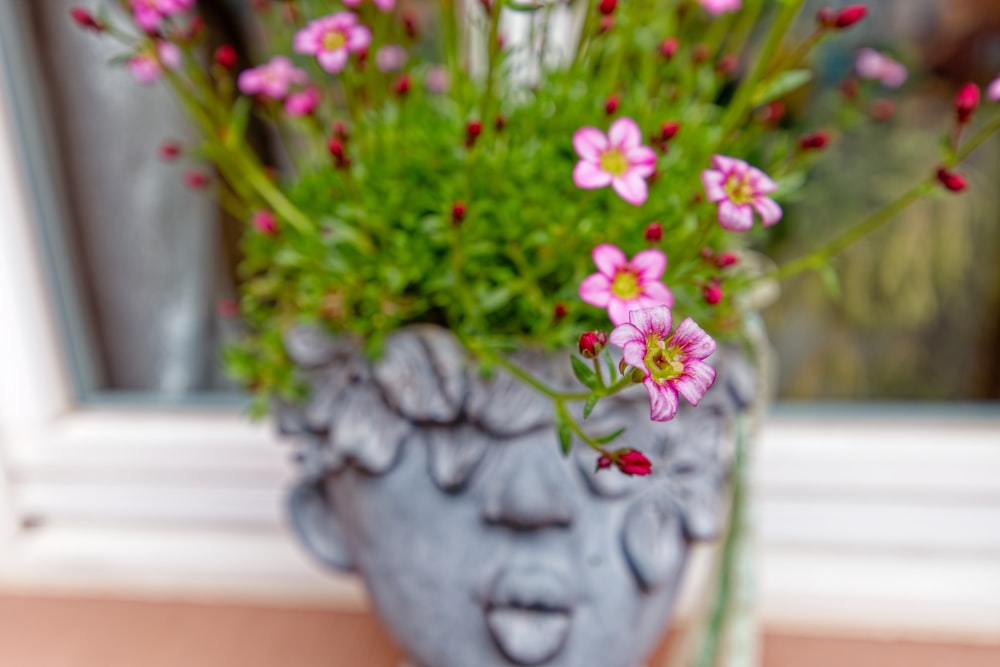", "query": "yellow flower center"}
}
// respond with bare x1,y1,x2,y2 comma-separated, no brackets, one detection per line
611,270,641,300
643,335,684,385
723,173,755,205
322,31,347,51
599,148,629,177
